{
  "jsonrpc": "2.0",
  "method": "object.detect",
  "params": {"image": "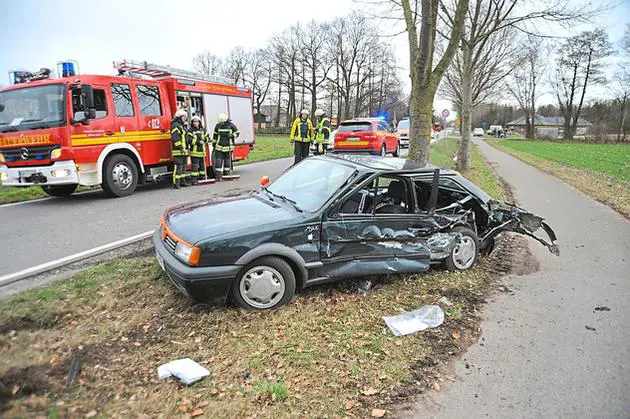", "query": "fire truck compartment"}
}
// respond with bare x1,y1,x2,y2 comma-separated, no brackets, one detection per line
0,160,79,186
